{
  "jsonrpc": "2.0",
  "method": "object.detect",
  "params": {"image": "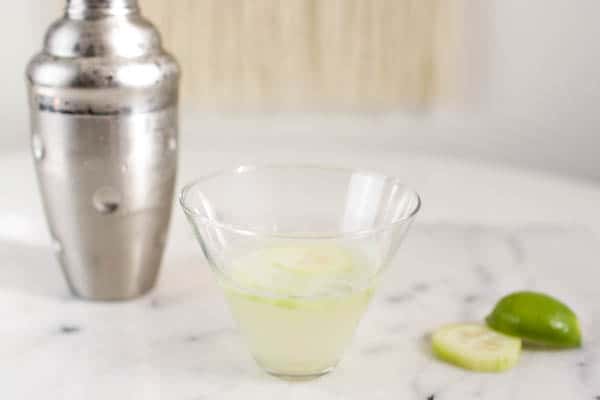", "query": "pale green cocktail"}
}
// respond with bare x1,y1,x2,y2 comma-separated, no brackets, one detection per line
221,244,376,377
180,165,421,378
